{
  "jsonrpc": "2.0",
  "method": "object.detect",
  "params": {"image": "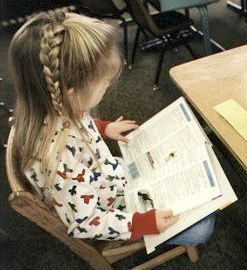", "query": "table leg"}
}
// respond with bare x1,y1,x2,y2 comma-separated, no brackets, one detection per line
198,5,212,55
191,5,225,55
